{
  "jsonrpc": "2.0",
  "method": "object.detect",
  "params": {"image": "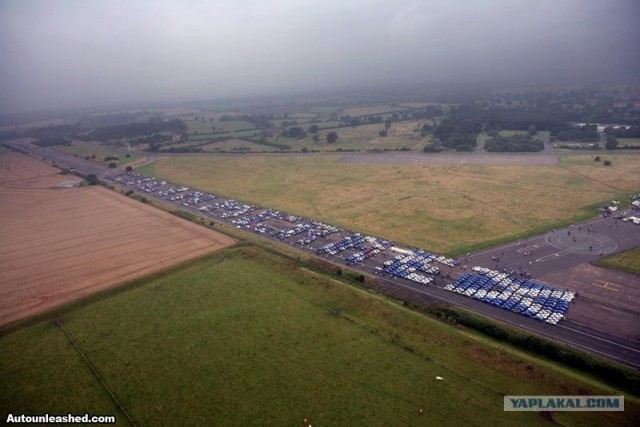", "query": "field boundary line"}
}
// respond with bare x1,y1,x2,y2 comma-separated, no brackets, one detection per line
55,320,136,426
556,164,627,192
